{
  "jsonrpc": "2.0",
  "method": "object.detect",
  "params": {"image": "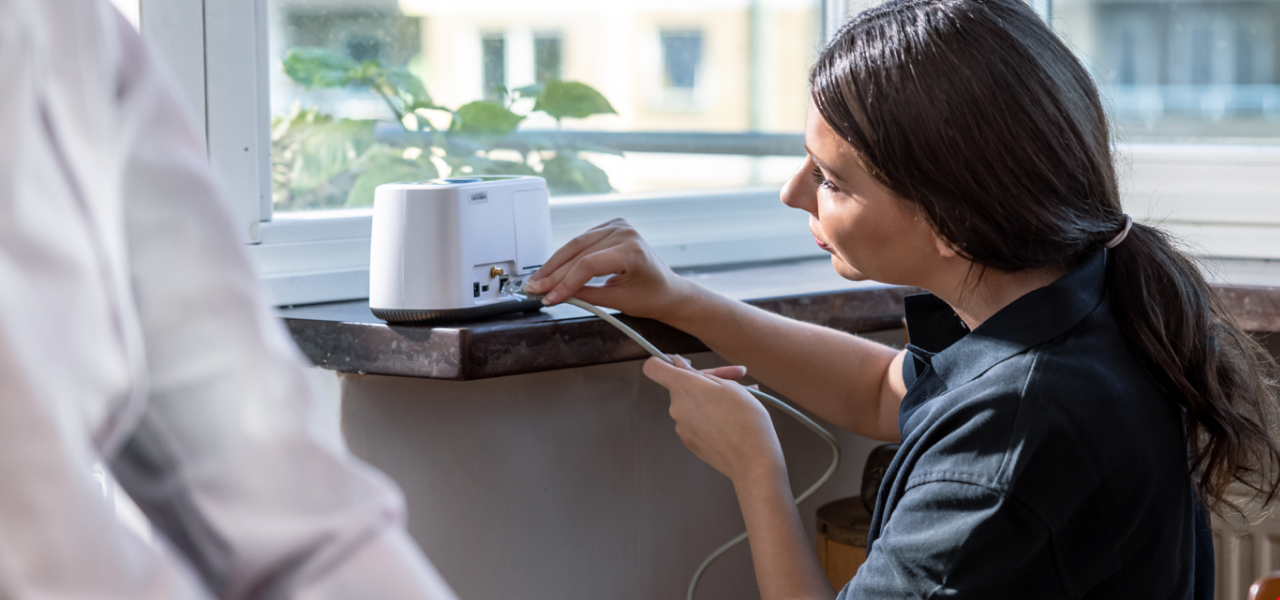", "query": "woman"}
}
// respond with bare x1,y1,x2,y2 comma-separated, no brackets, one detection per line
525,0,1280,596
